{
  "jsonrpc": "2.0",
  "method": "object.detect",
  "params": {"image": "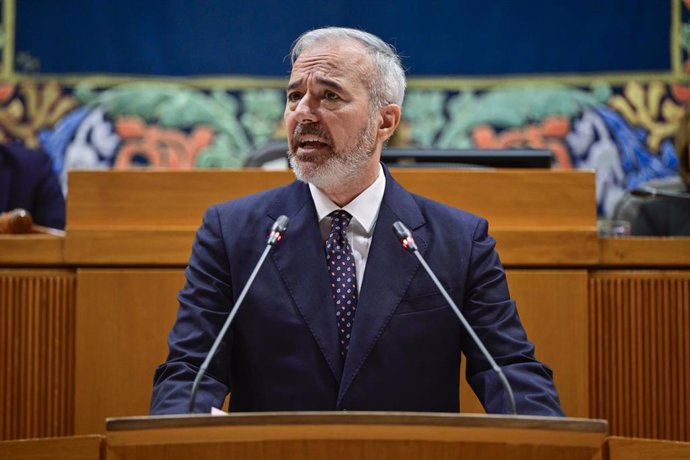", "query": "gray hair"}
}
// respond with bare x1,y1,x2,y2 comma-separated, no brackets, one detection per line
290,27,406,108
